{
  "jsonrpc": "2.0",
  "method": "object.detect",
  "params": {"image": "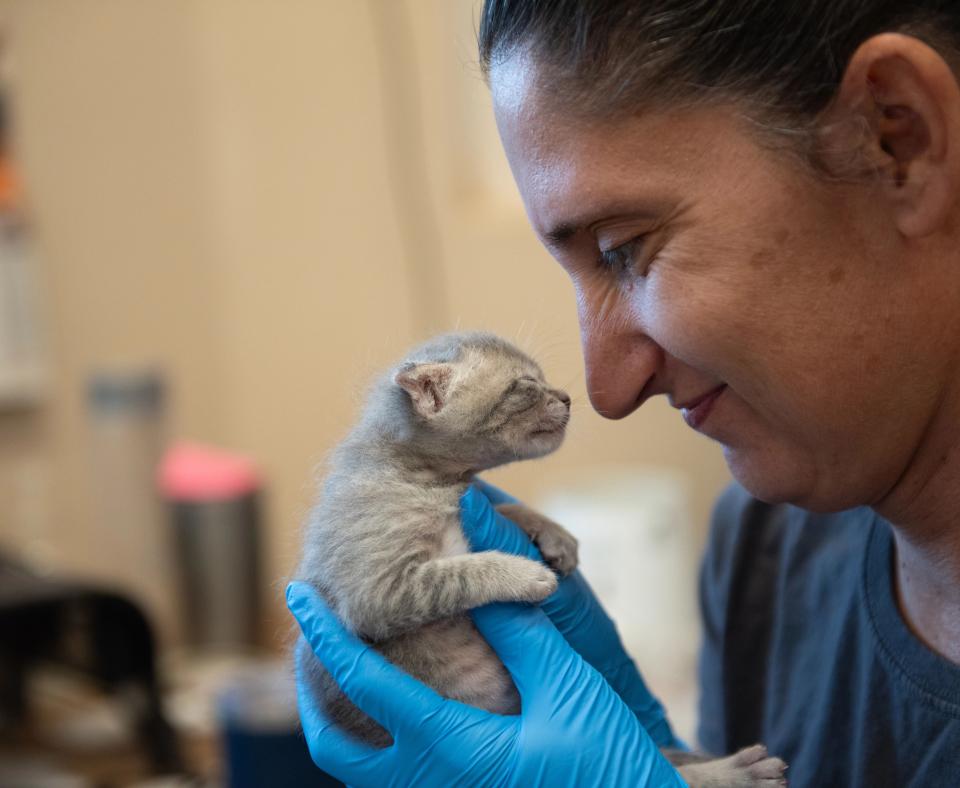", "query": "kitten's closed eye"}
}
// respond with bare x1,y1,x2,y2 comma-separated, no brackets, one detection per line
497,377,537,405
508,382,541,408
